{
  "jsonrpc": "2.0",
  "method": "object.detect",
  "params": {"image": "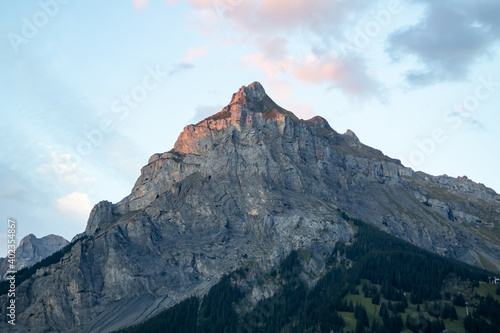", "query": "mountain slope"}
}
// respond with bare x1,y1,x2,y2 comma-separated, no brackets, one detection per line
1,82,499,332
116,220,496,333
